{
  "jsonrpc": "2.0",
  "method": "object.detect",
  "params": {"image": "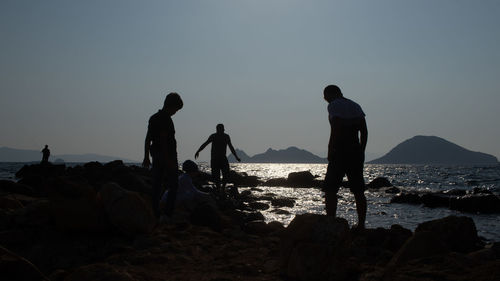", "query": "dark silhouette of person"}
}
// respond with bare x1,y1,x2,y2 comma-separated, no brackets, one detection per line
195,124,241,191
323,85,368,229
41,145,50,164
142,92,183,218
